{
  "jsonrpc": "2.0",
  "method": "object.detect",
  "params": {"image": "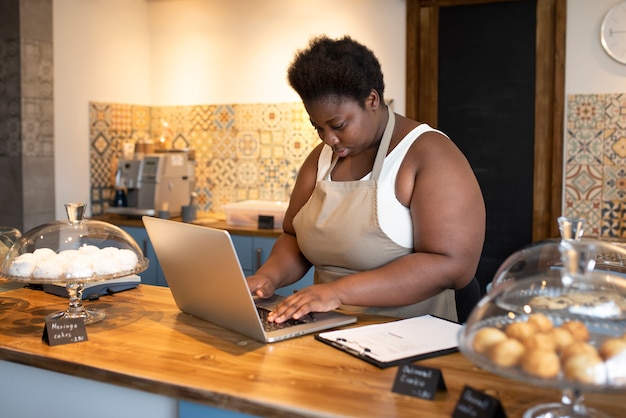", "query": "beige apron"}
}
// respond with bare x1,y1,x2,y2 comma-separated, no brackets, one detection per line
293,110,457,321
